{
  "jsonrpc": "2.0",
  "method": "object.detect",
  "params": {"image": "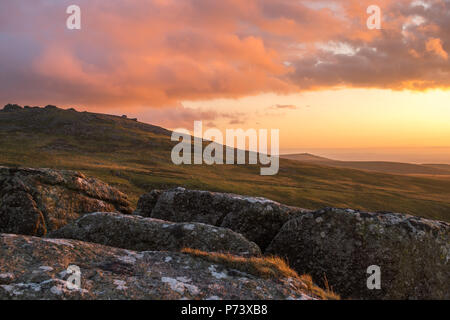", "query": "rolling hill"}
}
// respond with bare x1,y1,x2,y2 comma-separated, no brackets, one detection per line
1,104,450,222
281,153,450,175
